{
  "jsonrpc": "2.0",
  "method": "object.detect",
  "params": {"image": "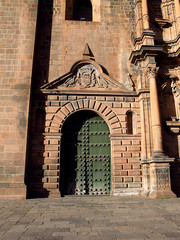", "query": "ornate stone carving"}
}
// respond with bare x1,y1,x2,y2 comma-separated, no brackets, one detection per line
143,14,150,22
156,168,170,190
64,64,115,88
146,67,158,79
161,73,180,120
125,74,135,91
171,78,180,120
